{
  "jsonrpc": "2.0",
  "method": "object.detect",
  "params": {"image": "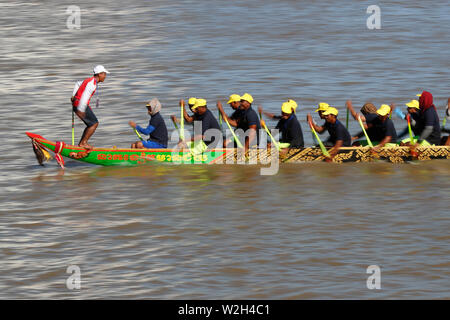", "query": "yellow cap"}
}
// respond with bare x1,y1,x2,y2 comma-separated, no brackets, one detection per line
240,93,254,104
406,100,420,109
377,104,391,116
281,102,294,114
286,99,298,111
315,102,330,112
188,97,197,106
227,94,241,104
192,98,207,110
416,93,422,97
322,107,338,116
